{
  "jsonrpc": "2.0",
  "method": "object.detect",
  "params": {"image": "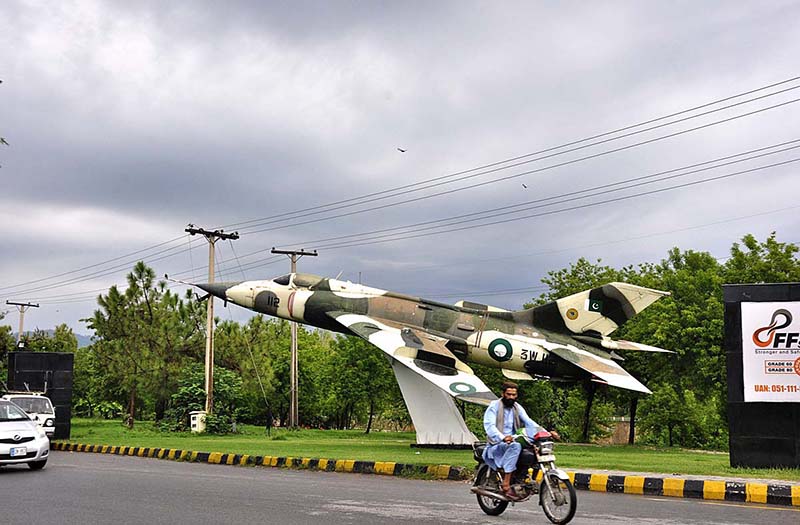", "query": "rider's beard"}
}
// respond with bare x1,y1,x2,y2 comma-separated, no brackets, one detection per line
501,397,515,408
